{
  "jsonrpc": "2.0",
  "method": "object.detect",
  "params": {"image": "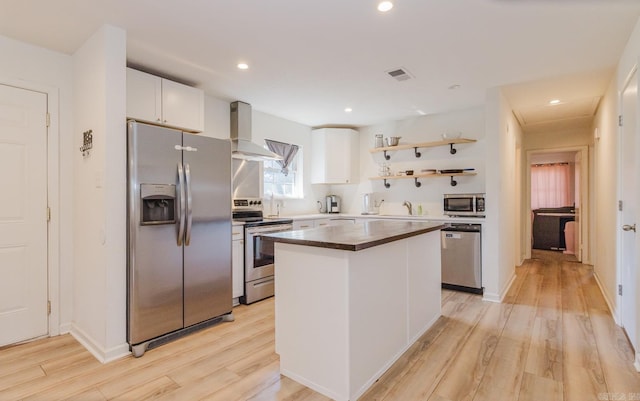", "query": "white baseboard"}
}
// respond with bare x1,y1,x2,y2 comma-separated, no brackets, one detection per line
70,324,130,364
635,352,640,372
483,272,516,303
592,271,619,324
59,322,73,335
